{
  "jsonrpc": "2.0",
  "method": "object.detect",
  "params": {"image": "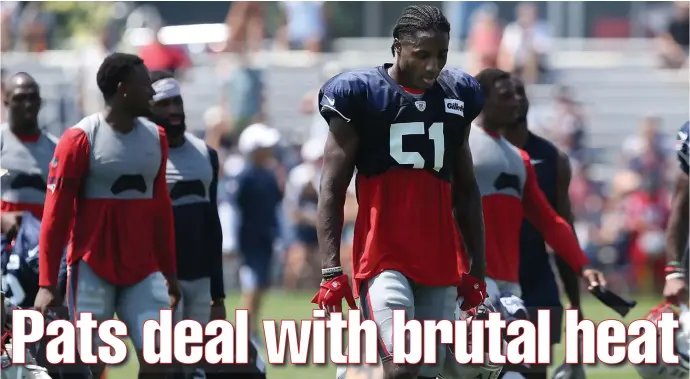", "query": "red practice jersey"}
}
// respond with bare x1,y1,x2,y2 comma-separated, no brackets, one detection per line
469,126,589,282
39,114,176,287
318,66,484,296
